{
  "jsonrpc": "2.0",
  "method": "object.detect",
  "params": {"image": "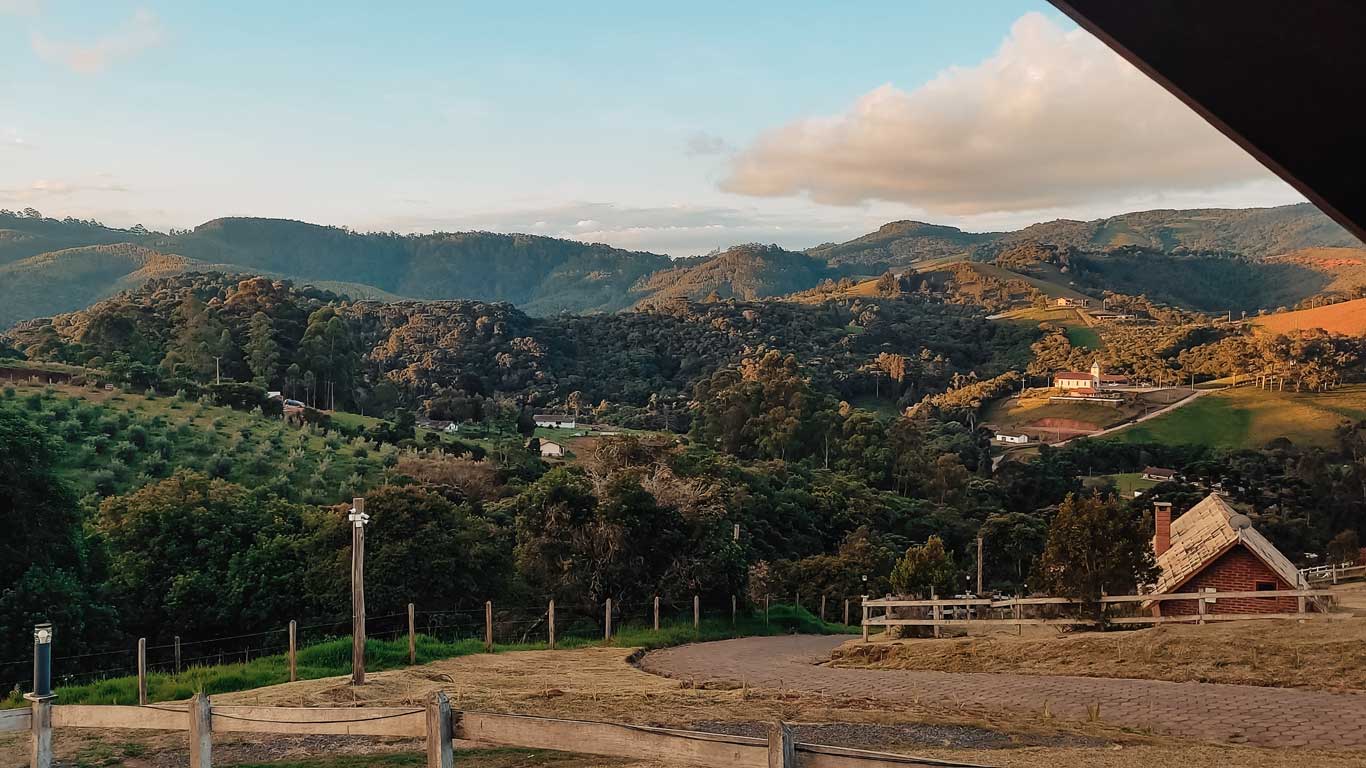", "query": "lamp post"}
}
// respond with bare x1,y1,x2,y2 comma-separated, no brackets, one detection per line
28,623,54,701
348,498,370,685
